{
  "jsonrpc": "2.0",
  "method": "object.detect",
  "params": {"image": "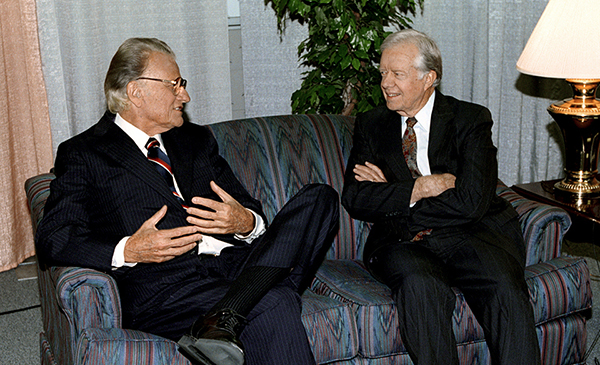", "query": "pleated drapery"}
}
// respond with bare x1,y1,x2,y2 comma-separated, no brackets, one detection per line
36,0,232,151
410,0,569,185
0,0,54,271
